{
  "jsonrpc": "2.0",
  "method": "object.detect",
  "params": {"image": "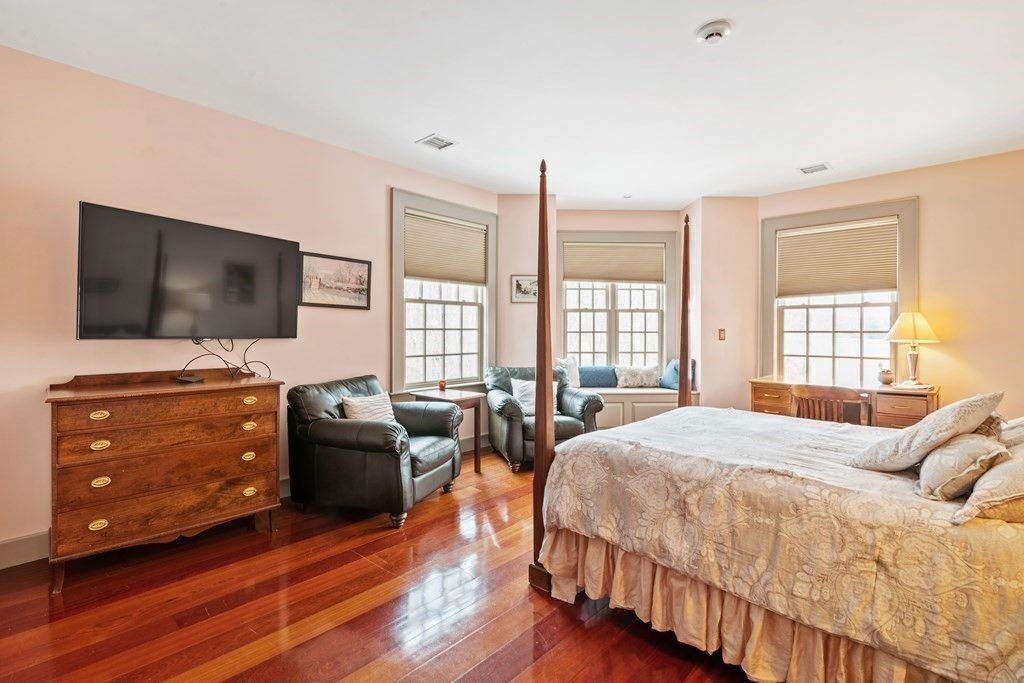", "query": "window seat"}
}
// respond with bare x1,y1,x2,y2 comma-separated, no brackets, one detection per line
589,387,700,428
